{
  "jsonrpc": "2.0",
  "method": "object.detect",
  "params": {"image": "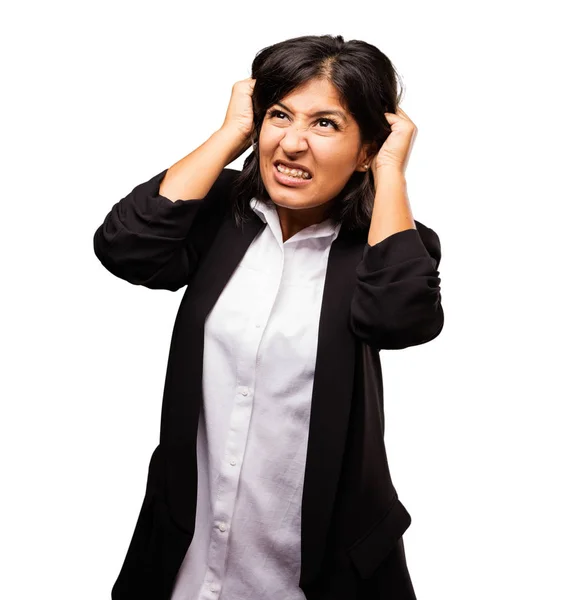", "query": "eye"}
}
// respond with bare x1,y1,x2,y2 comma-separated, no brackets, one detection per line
317,117,339,130
267,109,339,130
268,109,287,120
